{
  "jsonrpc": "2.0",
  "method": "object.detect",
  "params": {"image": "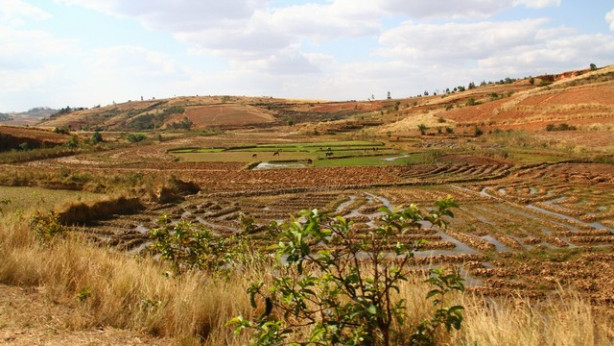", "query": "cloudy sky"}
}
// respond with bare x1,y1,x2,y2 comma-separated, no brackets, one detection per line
1,0,613,112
